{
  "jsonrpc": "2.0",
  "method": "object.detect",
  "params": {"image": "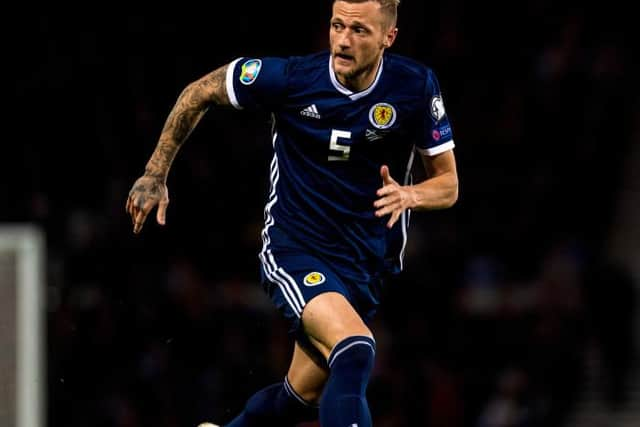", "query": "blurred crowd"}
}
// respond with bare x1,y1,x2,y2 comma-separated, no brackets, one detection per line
4,2,638,427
